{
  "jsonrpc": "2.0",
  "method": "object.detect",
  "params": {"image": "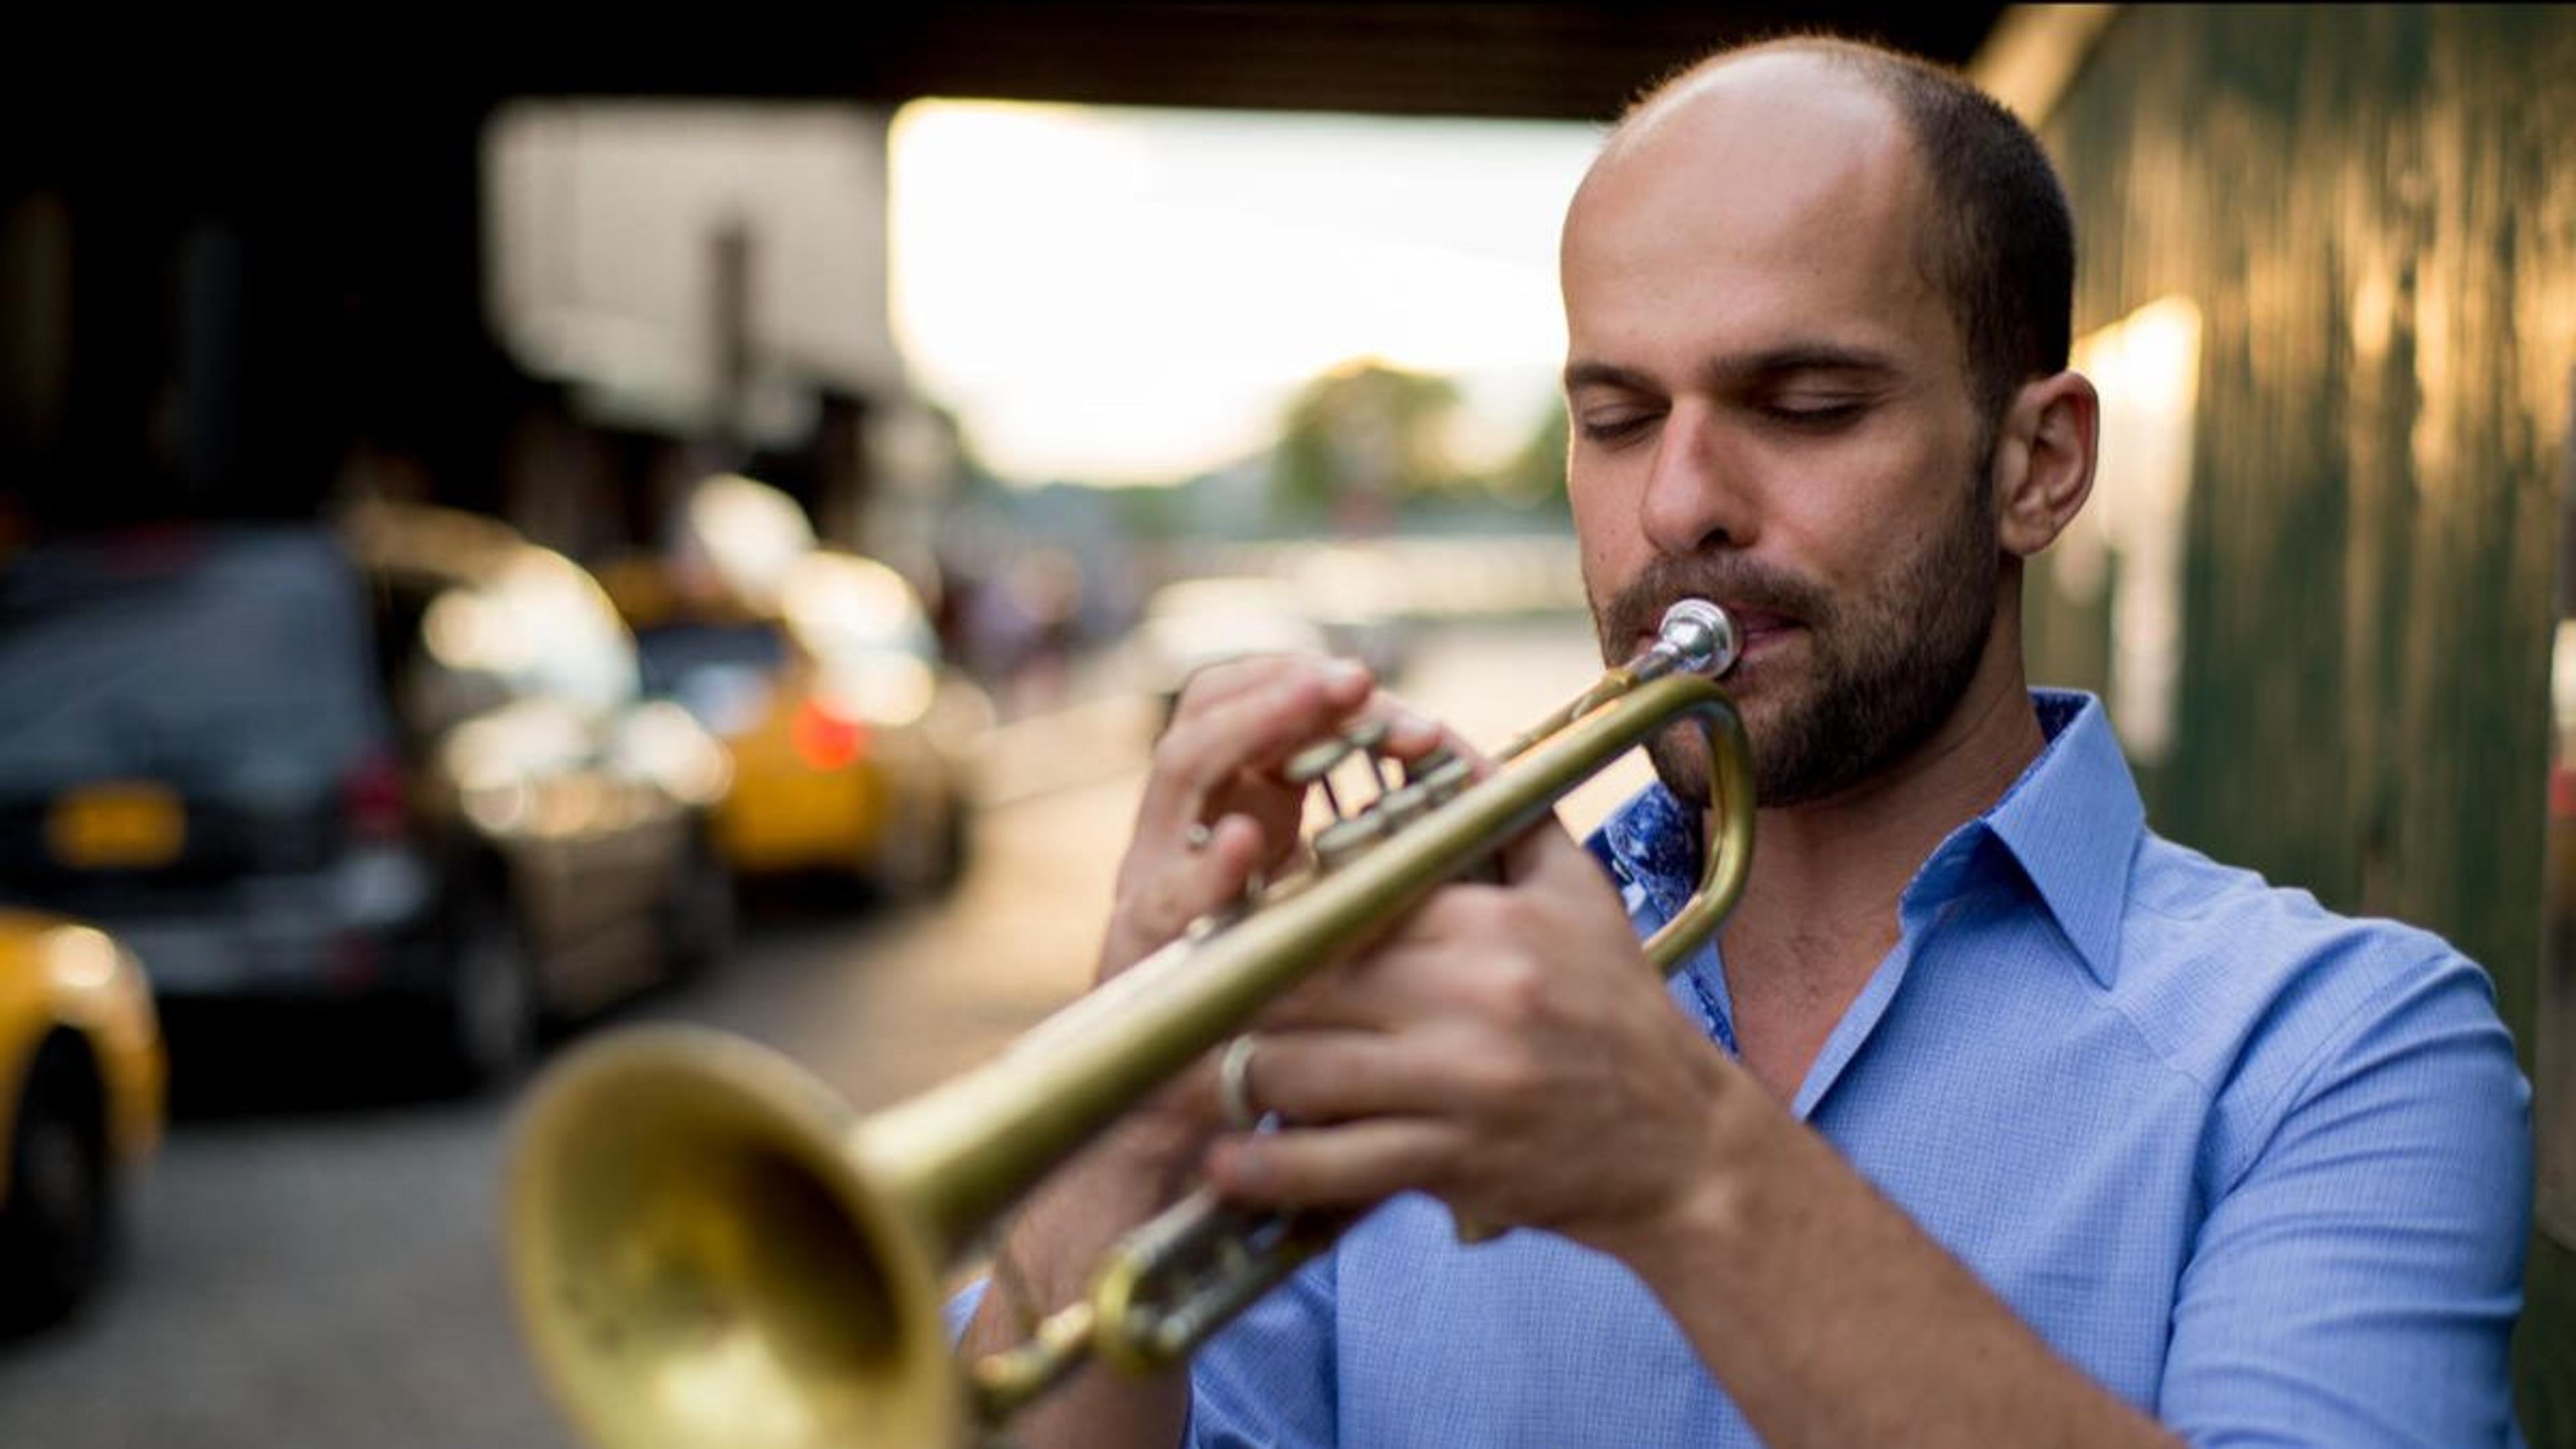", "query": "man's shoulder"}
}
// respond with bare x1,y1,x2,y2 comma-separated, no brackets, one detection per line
2104,829,2511,1132
2118,828,2461,978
